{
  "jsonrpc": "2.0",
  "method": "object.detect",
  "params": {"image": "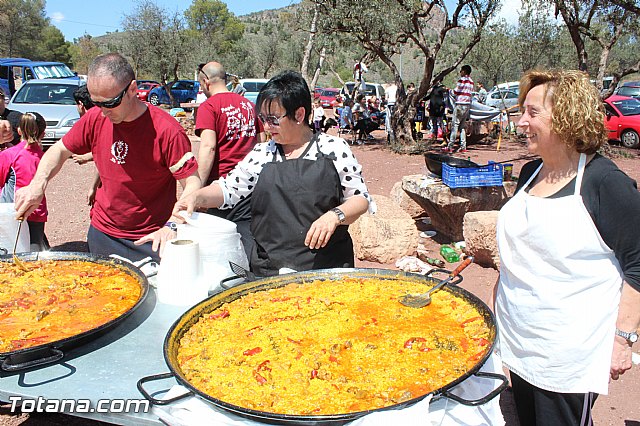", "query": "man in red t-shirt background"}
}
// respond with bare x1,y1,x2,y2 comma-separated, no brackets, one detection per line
195,61,263,258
